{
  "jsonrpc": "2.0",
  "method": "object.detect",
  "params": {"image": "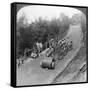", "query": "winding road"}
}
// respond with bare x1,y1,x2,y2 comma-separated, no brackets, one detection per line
17,24,84,86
